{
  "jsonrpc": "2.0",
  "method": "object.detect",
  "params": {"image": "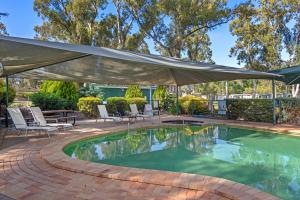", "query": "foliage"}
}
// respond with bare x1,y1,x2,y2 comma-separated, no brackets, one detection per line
227,99,273,123
79,84,103,98
277,98,300,124
77,96,101,118
179,95,209,115
0,12,8,35
195,82,222,97
230,1,287,71
124,85,143,98
128,0,231,61
153,86,169,109
34,0,107,45
0,80,16,105
33,0,149,52
155,129,167,143
40,80,79,109
106,97,128,116
30,92,69,110
126,97,147,112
